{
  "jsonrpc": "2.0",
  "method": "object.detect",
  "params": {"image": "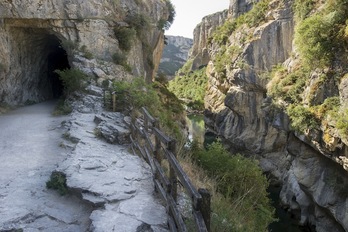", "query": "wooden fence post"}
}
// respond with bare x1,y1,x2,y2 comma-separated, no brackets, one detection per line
198,188,211,232
154,120,162,180
112,91,116,112
168,139,178,201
